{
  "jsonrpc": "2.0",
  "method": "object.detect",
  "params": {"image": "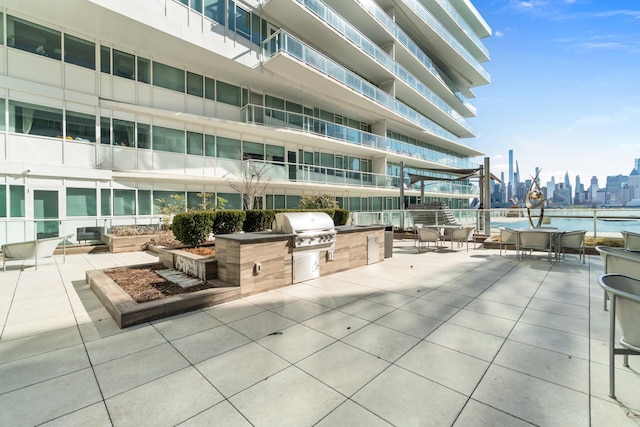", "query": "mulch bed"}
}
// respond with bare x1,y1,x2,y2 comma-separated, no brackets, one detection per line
104,262,216,303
